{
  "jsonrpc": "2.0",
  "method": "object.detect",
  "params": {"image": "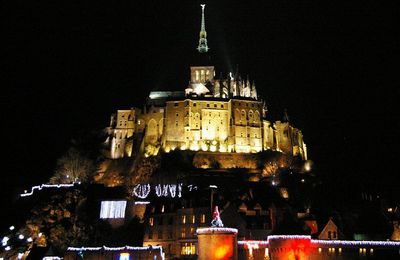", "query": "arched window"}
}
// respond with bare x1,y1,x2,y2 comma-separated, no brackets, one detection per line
241,110,246,124
248,110,254,123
